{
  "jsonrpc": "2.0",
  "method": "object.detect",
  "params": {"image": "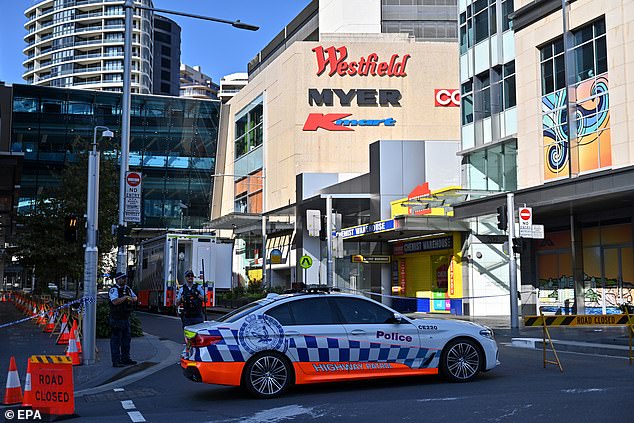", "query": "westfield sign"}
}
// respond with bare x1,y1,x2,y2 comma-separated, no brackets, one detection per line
313,46,410,77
